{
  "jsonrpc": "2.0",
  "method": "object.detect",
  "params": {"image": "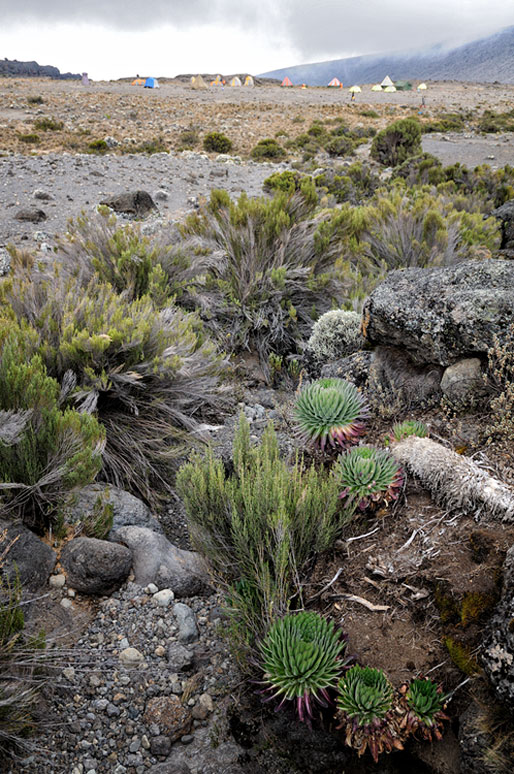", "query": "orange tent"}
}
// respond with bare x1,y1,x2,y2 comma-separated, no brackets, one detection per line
281,76,293,87
328,77,342,87
131,78,145,85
